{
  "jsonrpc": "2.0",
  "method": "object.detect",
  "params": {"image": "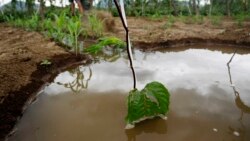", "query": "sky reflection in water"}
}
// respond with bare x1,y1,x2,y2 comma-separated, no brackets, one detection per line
8,45,250,141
